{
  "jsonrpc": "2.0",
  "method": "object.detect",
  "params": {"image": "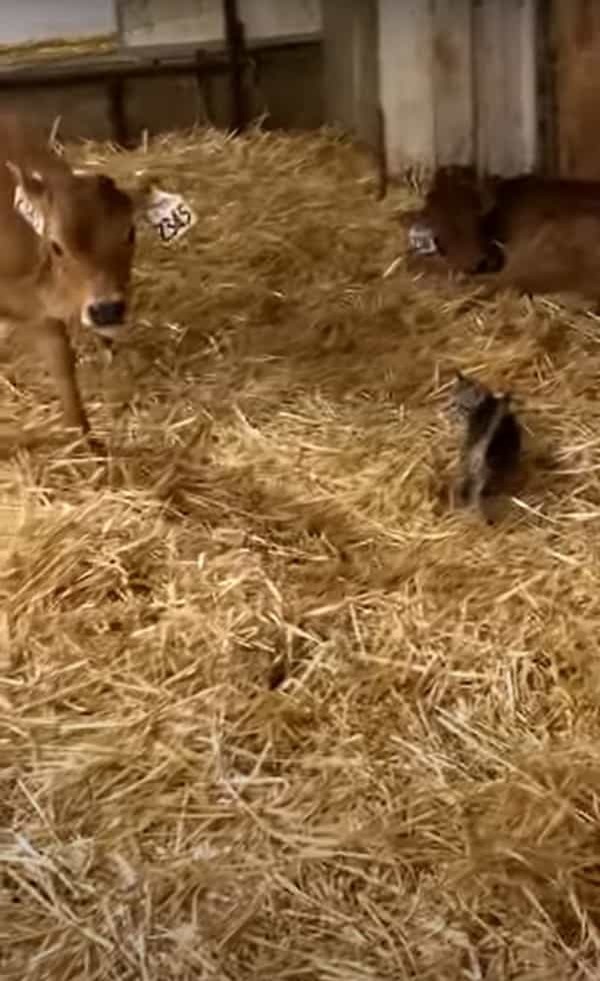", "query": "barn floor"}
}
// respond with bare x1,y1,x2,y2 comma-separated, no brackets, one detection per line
2,128,600,980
